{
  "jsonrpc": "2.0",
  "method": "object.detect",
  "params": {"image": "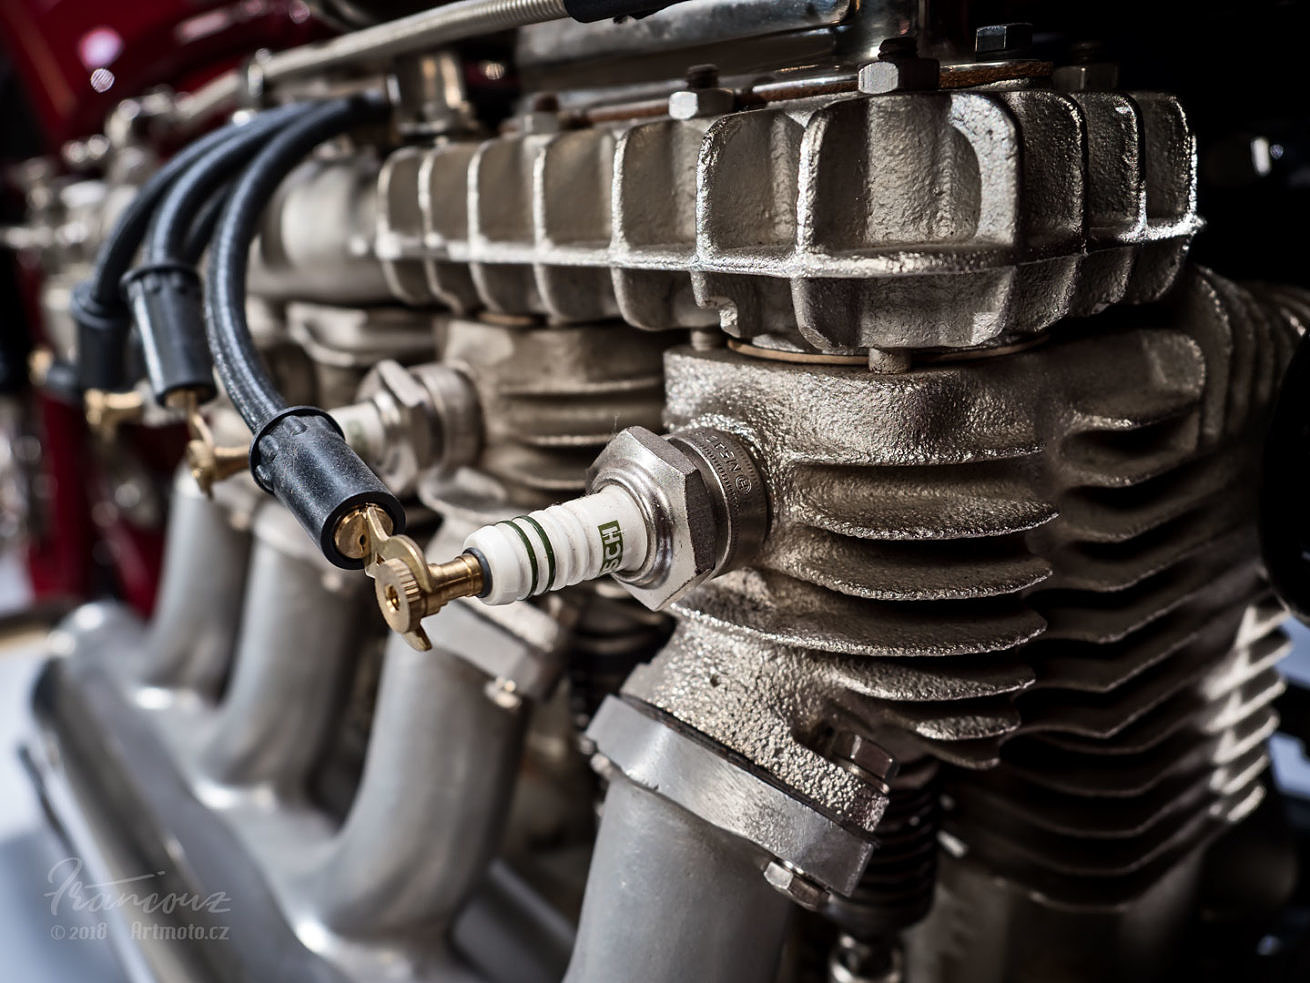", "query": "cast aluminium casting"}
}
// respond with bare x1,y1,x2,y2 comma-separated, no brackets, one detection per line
614,268,1297,910
377,87,1198,354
